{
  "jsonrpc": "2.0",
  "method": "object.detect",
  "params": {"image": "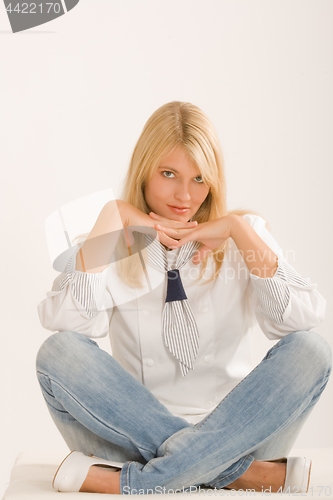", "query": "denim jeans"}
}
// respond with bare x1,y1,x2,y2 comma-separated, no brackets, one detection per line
36,330,331,494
